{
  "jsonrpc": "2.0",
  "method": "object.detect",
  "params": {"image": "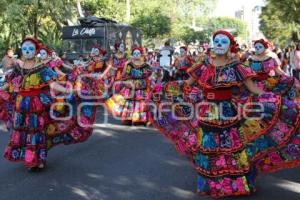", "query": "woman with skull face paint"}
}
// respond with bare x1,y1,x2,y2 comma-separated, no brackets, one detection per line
86,47,108,73
39,47,52,64
247,39,295,95
0,37,97,171
76,46,117,99
39,47,73,80
105,47,152,125
148,30,300,198
173,46,195,80
113,43,128,81
243,38,300,178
